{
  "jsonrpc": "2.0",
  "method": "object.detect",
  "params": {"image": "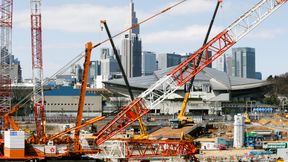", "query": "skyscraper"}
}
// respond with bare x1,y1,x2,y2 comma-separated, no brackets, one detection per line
225,54,233,76
255,72,262,80
0,54,22,83
121,0,142,77
232,47,256,79
142,51,157,76
212,54,226,72
156,53,181,70
88,61,101,85
71,64,82,83
100,48,120,81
